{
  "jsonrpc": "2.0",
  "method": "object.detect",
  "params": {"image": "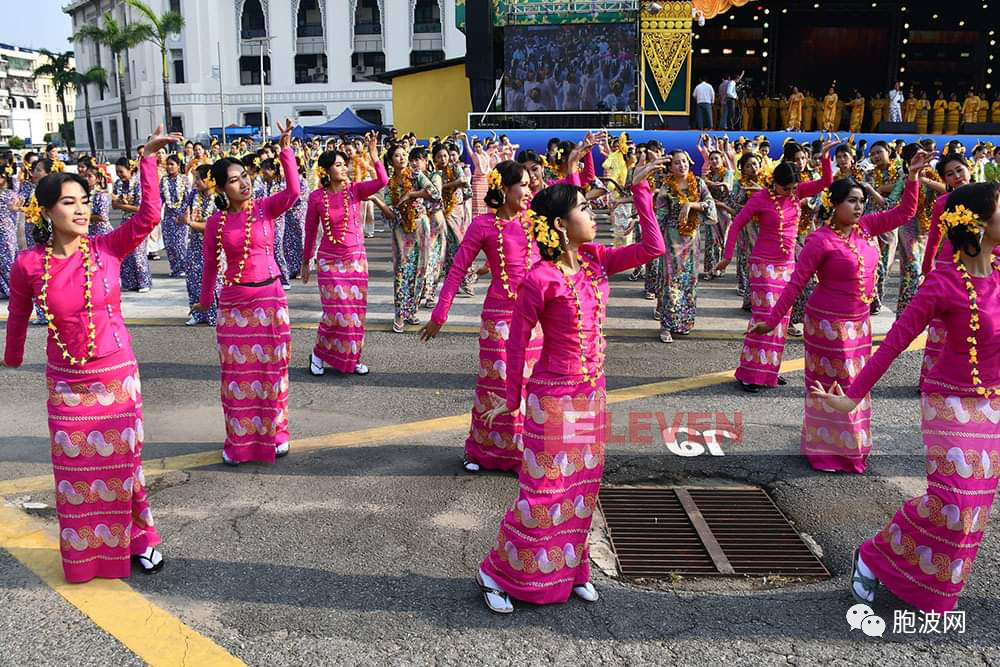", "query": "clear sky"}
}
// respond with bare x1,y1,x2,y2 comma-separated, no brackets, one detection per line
0,2,76,53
